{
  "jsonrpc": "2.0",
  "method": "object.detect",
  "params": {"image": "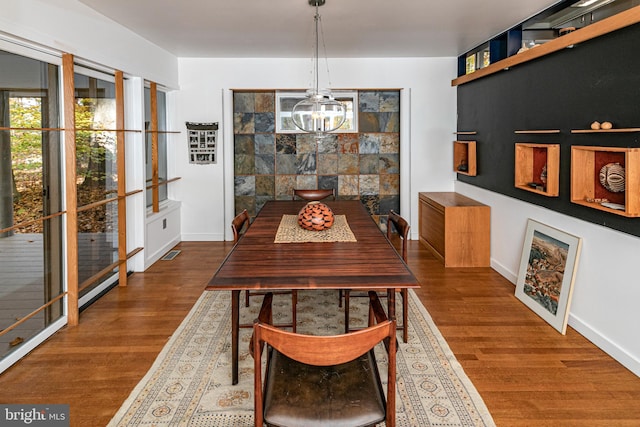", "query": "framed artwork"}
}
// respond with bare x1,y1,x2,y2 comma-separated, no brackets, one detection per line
515,219,582,334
